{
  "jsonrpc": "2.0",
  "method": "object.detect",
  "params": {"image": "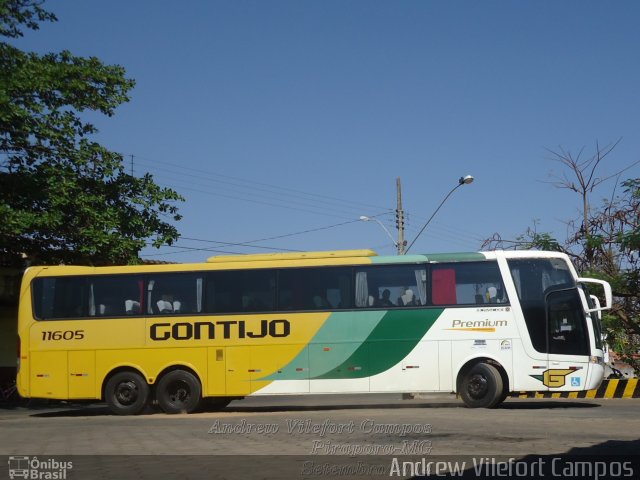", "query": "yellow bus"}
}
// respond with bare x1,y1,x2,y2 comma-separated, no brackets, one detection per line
16,249,611,414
